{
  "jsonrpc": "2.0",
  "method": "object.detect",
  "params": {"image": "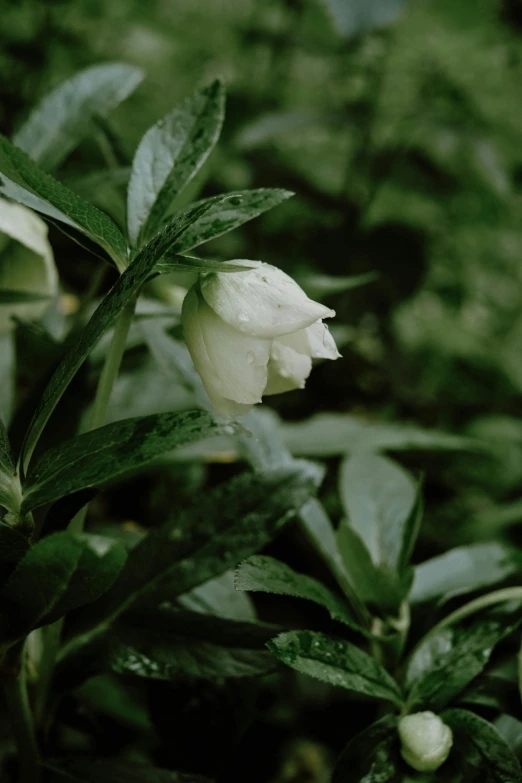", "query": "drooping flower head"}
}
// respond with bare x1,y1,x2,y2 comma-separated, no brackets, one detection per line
182,260,340,415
